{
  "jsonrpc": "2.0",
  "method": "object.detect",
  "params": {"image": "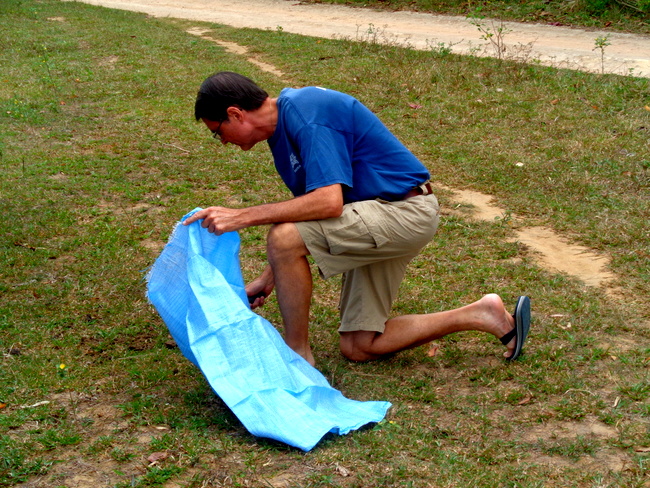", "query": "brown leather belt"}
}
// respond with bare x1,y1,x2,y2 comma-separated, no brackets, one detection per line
402,181,433,200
